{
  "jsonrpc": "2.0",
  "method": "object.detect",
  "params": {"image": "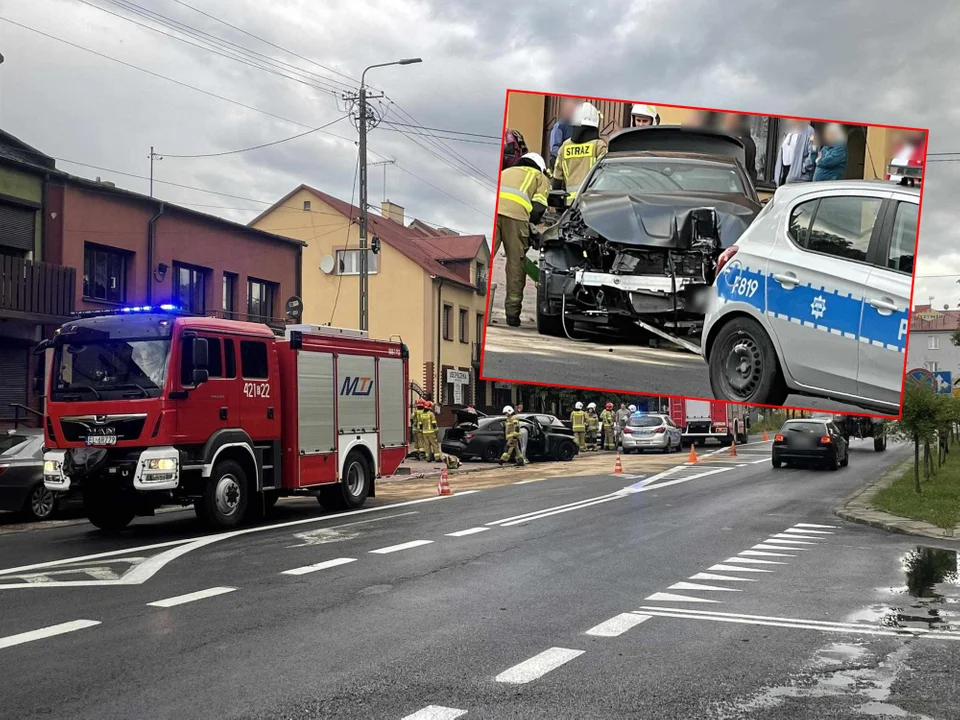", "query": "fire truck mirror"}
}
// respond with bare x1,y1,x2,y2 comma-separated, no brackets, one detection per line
191,337,209,385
